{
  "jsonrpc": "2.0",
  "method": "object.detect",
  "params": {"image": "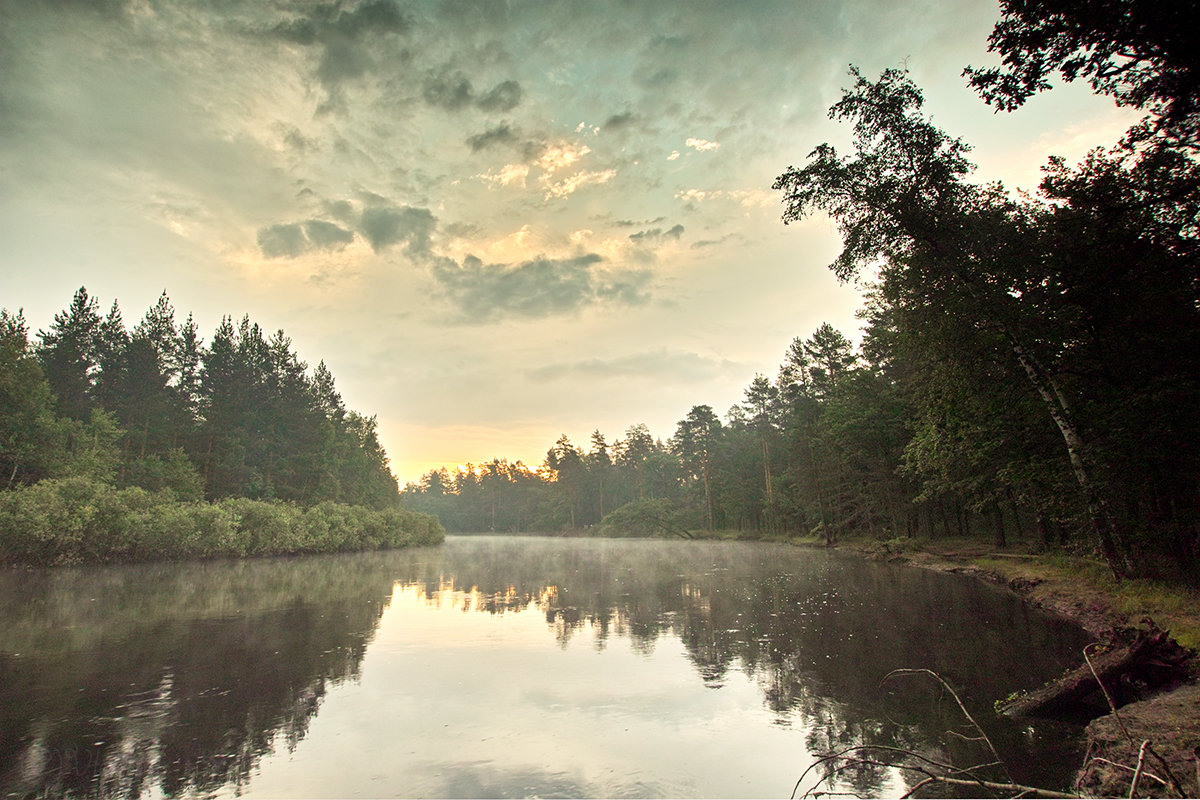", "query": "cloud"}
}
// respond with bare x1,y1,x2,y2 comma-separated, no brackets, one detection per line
476,80,522,112
674,188,772,207
466,123,522,152
541,169,617,200
691,232,742,250
422,69,474,110
603,111,637,131
360,205,437,255
527,349,739,383
257,219,355,258
257,223,309,259
304,219,356,249
423,70,522,113
255,0,411,109
431,253,650,322
476,163,530,188
685,137,720,152
536,143,592,173
628,224,684,243
614,217,667,228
